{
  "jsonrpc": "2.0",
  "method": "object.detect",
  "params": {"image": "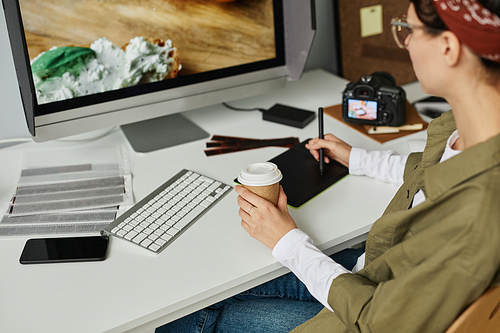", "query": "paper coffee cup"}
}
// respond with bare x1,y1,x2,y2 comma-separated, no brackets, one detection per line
238,162,282,206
